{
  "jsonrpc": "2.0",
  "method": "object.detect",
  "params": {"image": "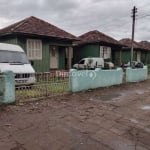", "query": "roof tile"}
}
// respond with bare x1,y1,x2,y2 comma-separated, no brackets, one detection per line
78,30,120,46
0,16,77,40
119,38,149,50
